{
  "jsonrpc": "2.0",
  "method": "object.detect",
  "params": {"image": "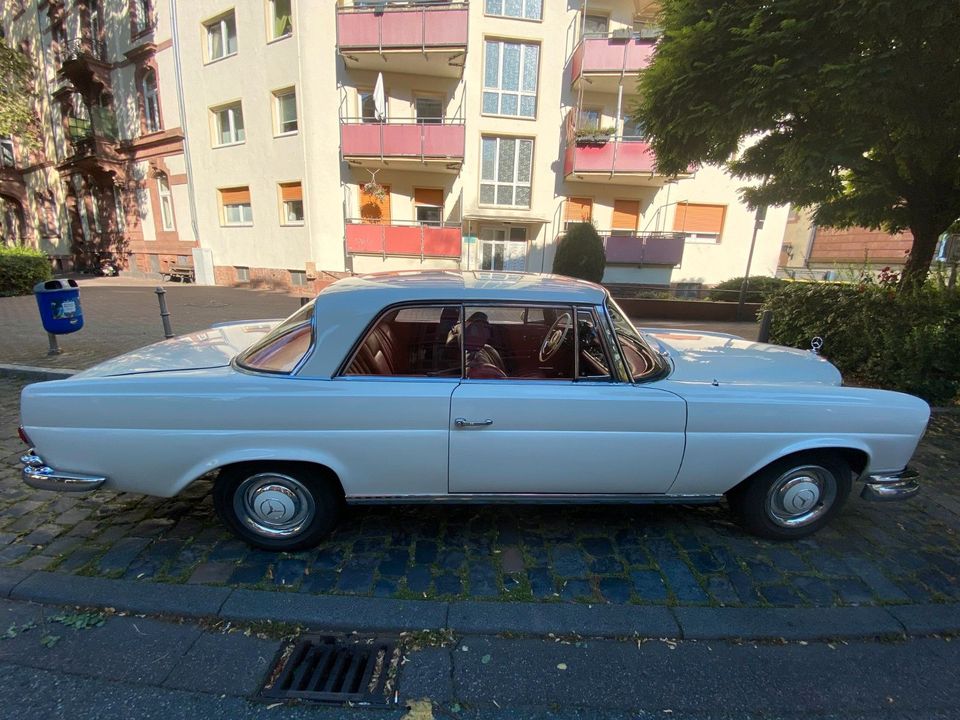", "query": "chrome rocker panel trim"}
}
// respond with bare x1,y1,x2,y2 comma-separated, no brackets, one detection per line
347,493,724,506
21,450,107,493
860,467,920,502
